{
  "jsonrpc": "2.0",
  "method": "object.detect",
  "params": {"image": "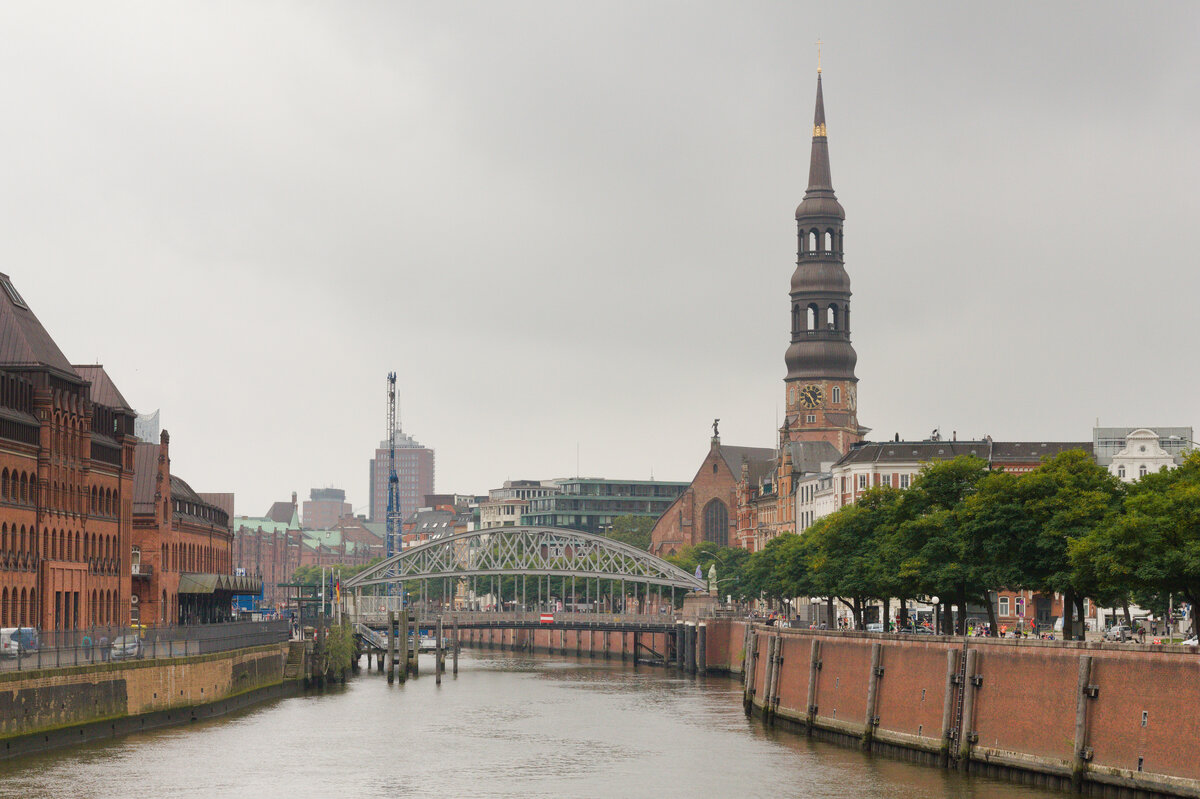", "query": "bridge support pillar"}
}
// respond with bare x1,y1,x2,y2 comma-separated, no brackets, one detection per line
697,622,707,674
